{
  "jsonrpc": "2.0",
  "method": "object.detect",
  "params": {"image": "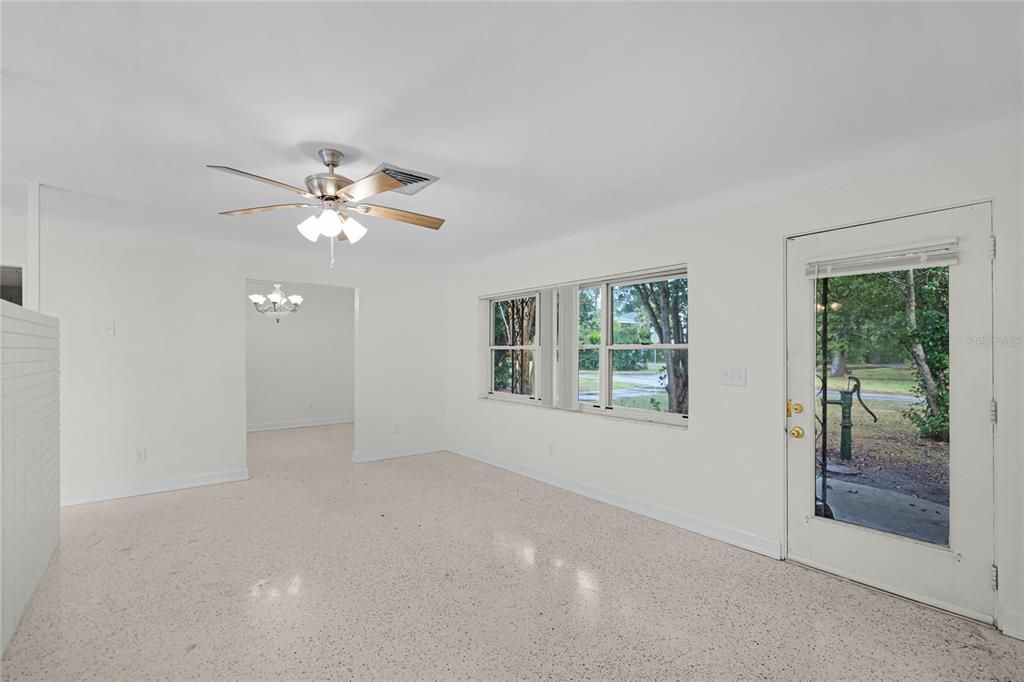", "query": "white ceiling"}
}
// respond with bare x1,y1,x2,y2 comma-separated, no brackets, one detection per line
2,2,1021,267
